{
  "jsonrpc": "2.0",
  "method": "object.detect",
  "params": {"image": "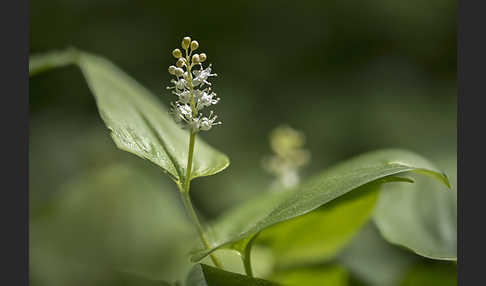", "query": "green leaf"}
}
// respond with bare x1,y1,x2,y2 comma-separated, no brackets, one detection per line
269,264,349,286
257,182,380,267
398,261,457,286
373,155,457,261
198,247,275,278
191,149,449,263
186,264,280,286
338,222,418,286
30,163,195,283
29,49,229,183
29,48,77,76
110,271,173,286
